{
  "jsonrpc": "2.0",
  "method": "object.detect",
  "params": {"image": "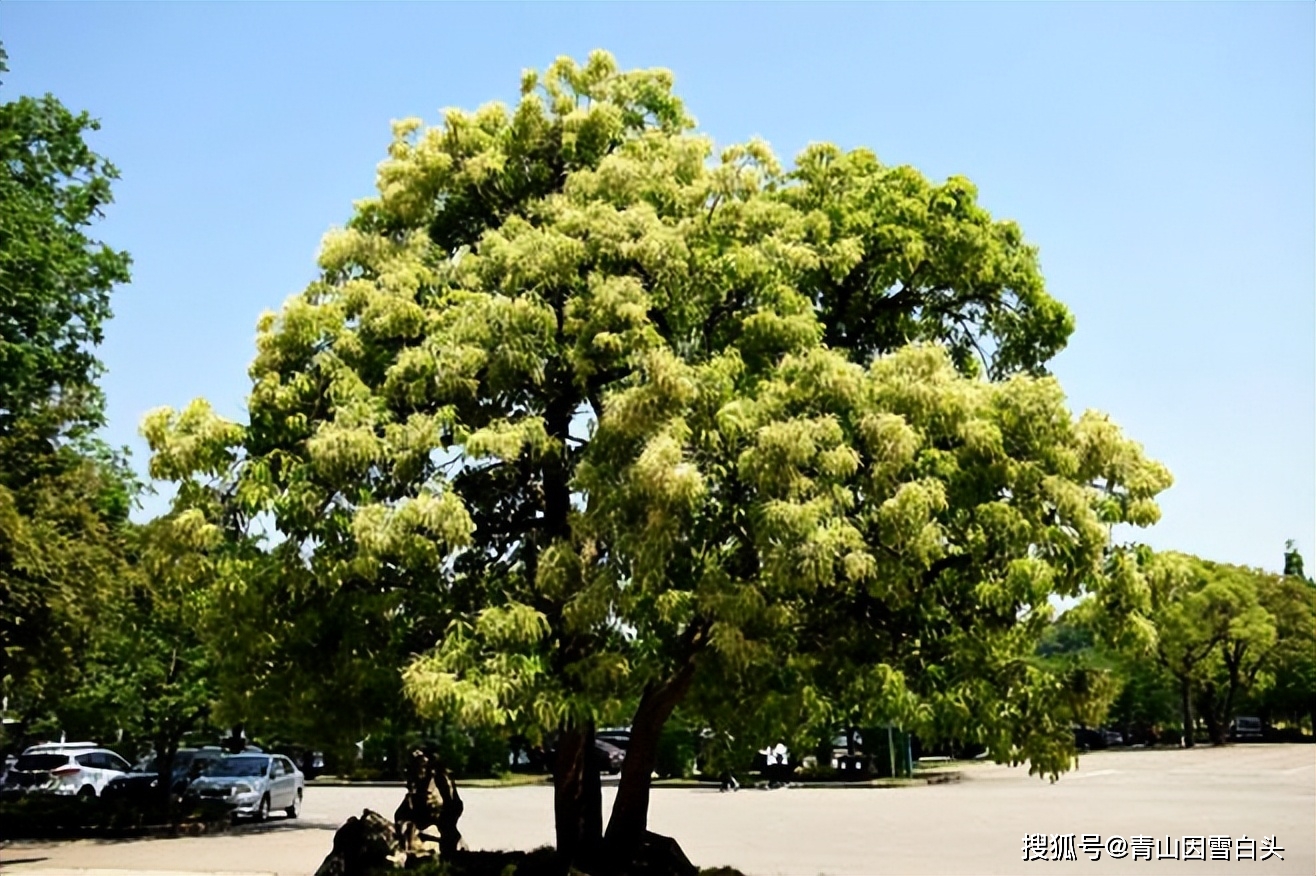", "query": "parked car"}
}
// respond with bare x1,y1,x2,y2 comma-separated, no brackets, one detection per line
0,743,131,797
541,733,628,774
269,745,325,780
829,731,866,772
507,735,549,772
596,727,631,750
185,753,304,821
1230,716,1264,741
1073,727,1108,751
595,739,625,774
103,747,227,804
